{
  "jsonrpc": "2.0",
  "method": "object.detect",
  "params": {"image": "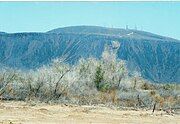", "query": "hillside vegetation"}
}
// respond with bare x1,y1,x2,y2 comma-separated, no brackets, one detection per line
0,42,179,112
